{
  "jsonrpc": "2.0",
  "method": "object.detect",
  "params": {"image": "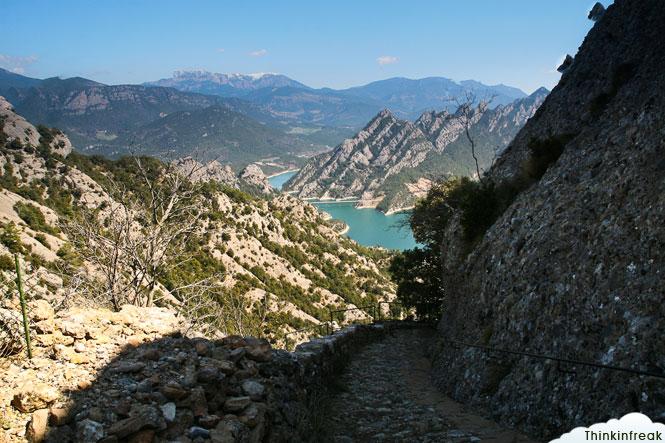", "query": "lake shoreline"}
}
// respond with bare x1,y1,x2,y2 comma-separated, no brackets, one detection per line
312,201,417,250
266,168,300,179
